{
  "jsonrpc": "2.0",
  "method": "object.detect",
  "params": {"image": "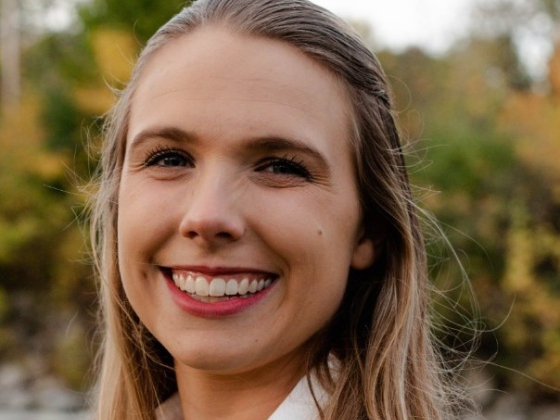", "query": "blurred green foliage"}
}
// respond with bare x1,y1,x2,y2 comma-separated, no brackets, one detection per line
79,0,187,44
380,37,560,397
0,0,191,391
0,0,558,403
